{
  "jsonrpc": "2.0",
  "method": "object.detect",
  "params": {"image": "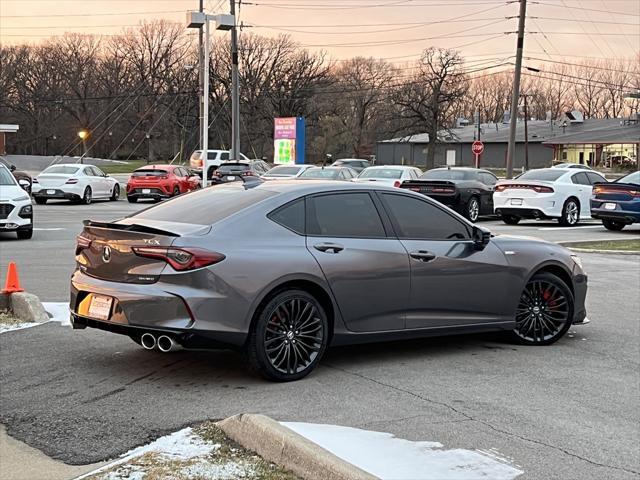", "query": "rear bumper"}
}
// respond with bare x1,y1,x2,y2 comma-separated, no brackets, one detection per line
32,189,82,201
494,194,560,218
69,269,247,347
590,201,639,224
126,187,172,200
495,207,554,220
